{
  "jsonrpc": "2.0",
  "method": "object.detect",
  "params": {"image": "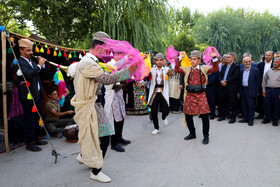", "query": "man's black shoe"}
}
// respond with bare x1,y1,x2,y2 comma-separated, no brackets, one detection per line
202,137,209,144
255,115,264,119
238,119,248,123
228,118,236,124
26,144,42,152
261,119,270,124
120,138,131,145
184,134,196,140
272,121,278,126
217,116,225,121
210,115,215,120
35,140,48,145
111,144,125,152
248,121,254,126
